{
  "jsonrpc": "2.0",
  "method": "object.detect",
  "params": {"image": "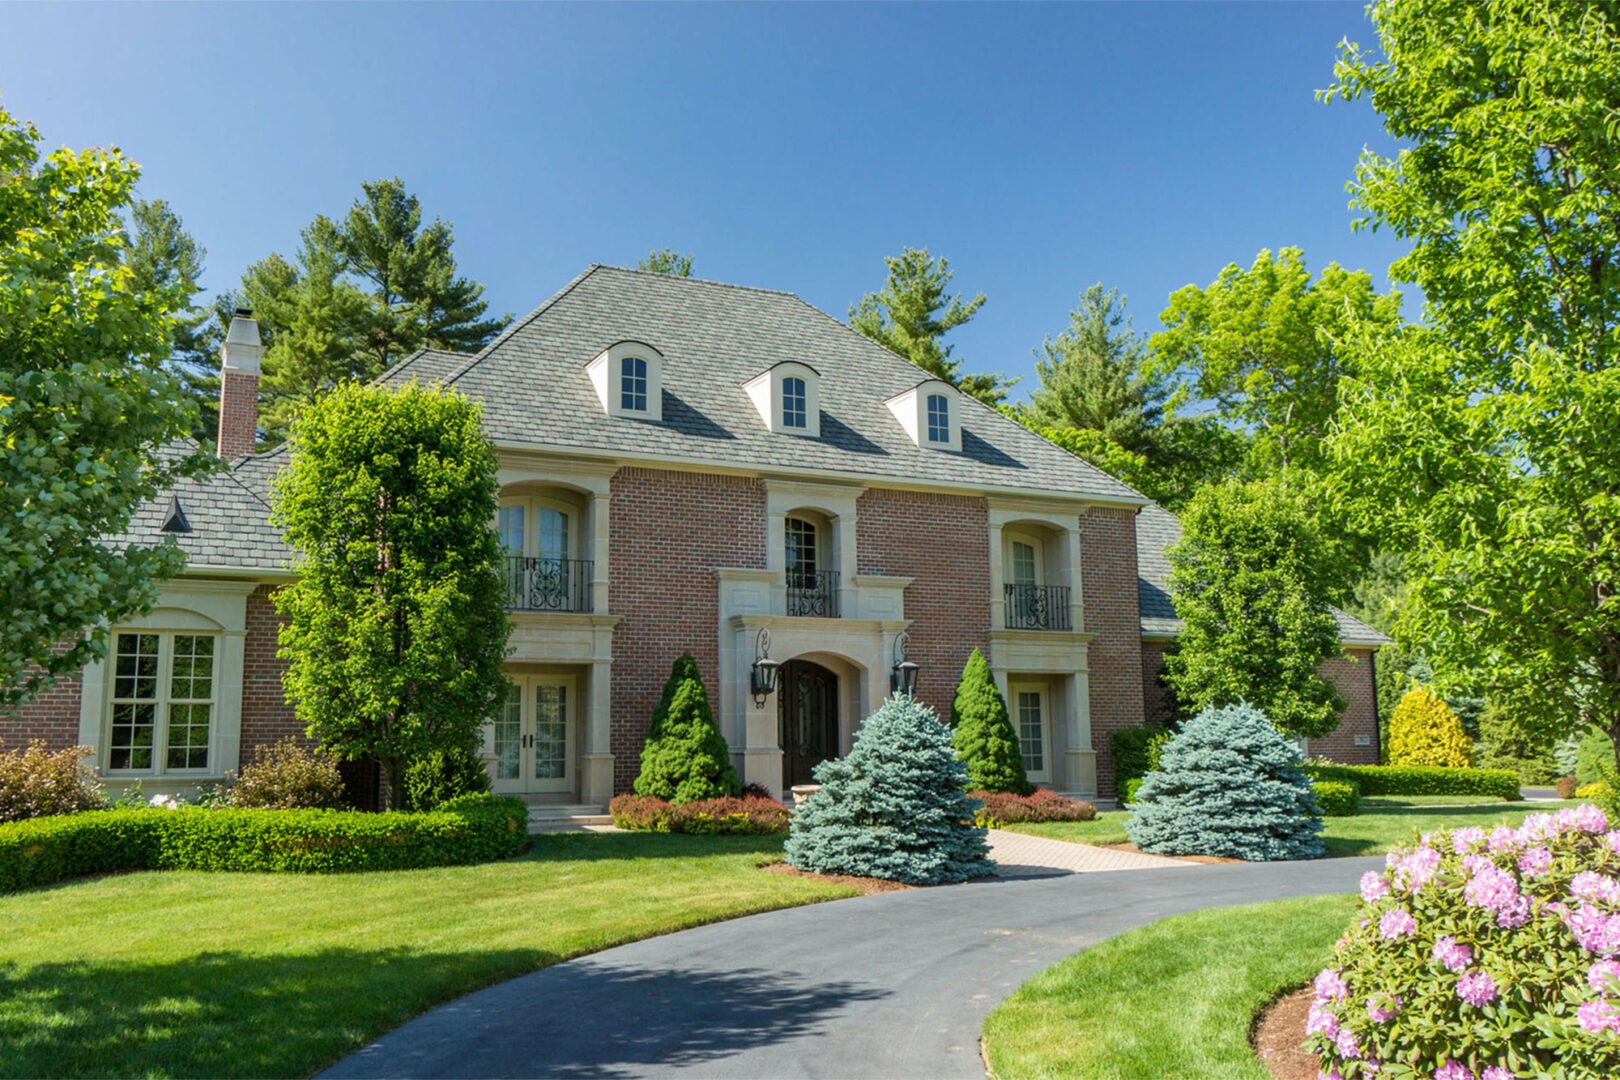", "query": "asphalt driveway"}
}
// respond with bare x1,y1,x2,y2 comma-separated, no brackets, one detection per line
322,856,1378,1079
